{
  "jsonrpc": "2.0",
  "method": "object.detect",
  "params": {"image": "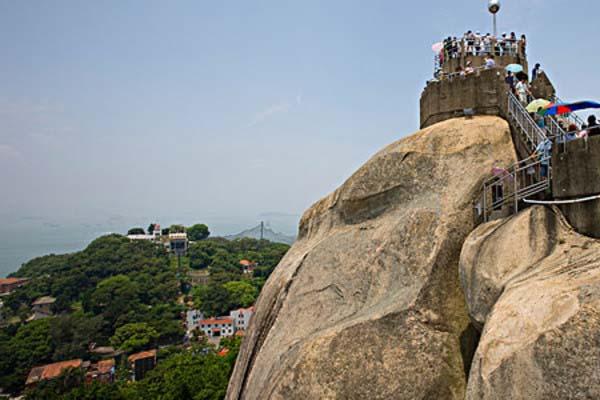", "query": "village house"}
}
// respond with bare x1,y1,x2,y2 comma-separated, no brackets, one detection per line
127,223,162,242
198,317,234,338
186,309,204,333
26,358,116,388
128,349,157,381
29,296,56,320
230,307,255,331
239,259,257,275
196,307,255,339
89,345,122,358
85,359,116,384
187,269,210,286
168,232,188,256
0,277,29,294
26,359,83,388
